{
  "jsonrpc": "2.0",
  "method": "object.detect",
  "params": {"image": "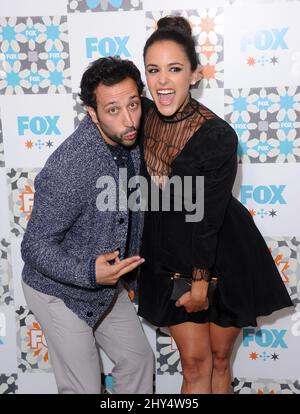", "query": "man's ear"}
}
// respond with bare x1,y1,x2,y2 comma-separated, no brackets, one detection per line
86,106,98,125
